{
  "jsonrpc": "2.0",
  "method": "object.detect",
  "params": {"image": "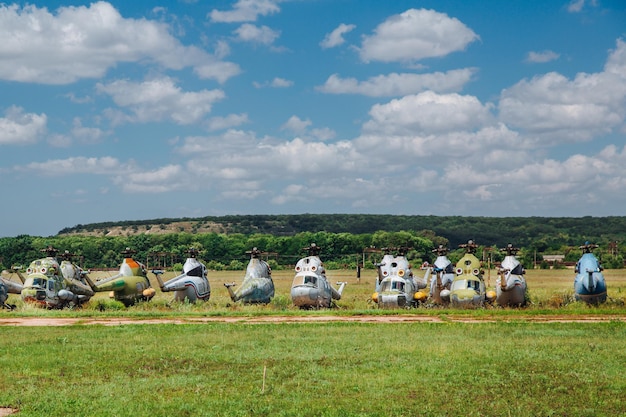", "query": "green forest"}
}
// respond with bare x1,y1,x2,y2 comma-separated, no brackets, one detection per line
3,214,626,271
